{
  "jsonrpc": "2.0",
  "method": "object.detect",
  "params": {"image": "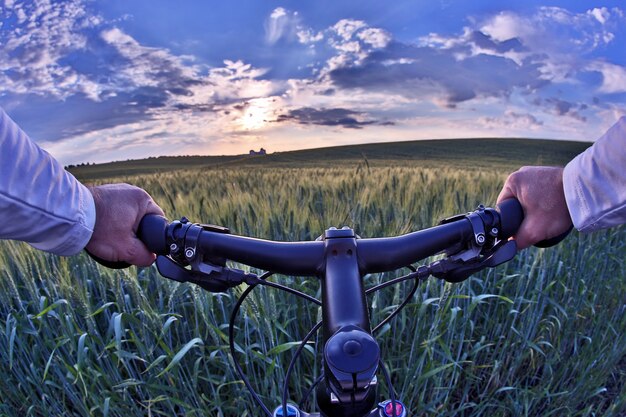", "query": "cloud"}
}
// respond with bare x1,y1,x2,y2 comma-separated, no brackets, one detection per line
0,0,102,98
327,40,546,108
325,19,391,67
0,0,288,143
333,19,367,40
419,27,528,65
3,2,625,164
100,28,204,96
317,5,626,119
587,61,626,94
480,110,544,131
480,6,624,53
589,7,610,24
296,28,324,44
265,7,301,44
276,107,387,129
532,97,588,122
357,28,392,49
